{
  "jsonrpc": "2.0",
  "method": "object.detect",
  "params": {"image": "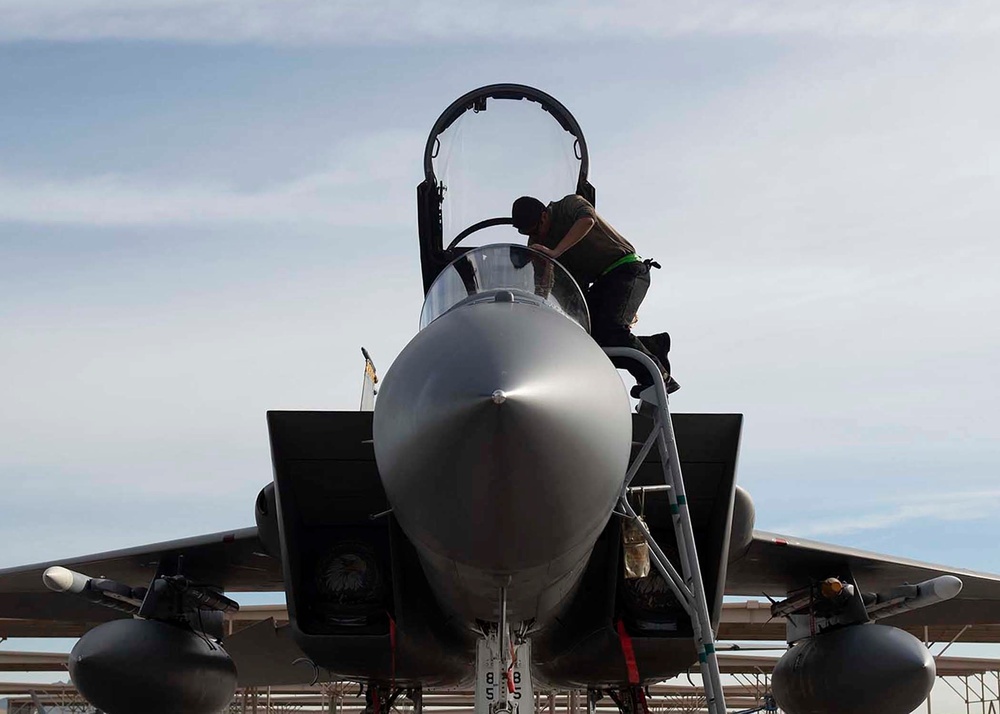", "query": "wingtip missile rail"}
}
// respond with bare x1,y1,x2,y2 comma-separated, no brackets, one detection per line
43,566,145,615
864,575,963,621
42,566,240,616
